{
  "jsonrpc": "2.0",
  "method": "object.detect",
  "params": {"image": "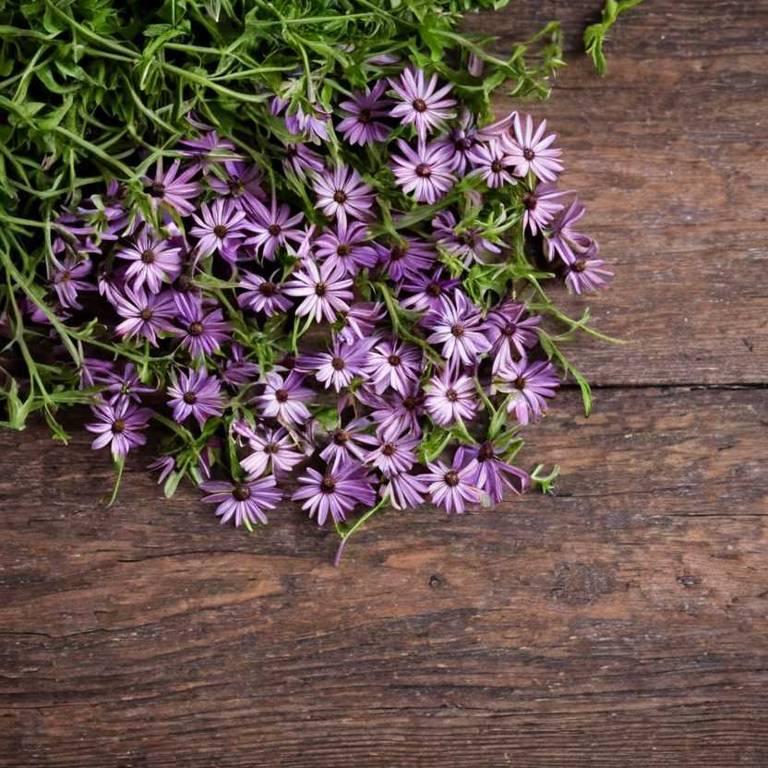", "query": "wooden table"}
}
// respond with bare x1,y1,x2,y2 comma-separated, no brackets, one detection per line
1,1,767,765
